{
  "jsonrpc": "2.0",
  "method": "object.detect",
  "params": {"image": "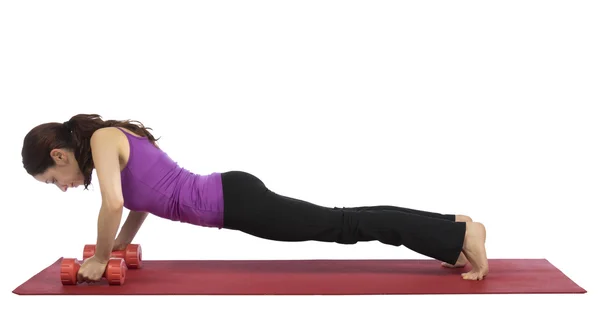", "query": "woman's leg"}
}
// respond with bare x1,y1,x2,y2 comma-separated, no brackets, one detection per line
221,171,488,279
337,205,474,267
341,206,473,223
340,205,456,222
